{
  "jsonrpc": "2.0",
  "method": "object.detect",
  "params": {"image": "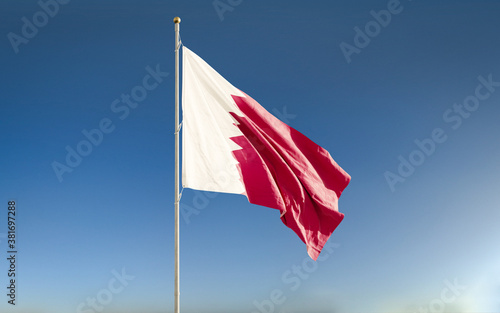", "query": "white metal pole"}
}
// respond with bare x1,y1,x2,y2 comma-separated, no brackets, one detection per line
173,16,181,313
